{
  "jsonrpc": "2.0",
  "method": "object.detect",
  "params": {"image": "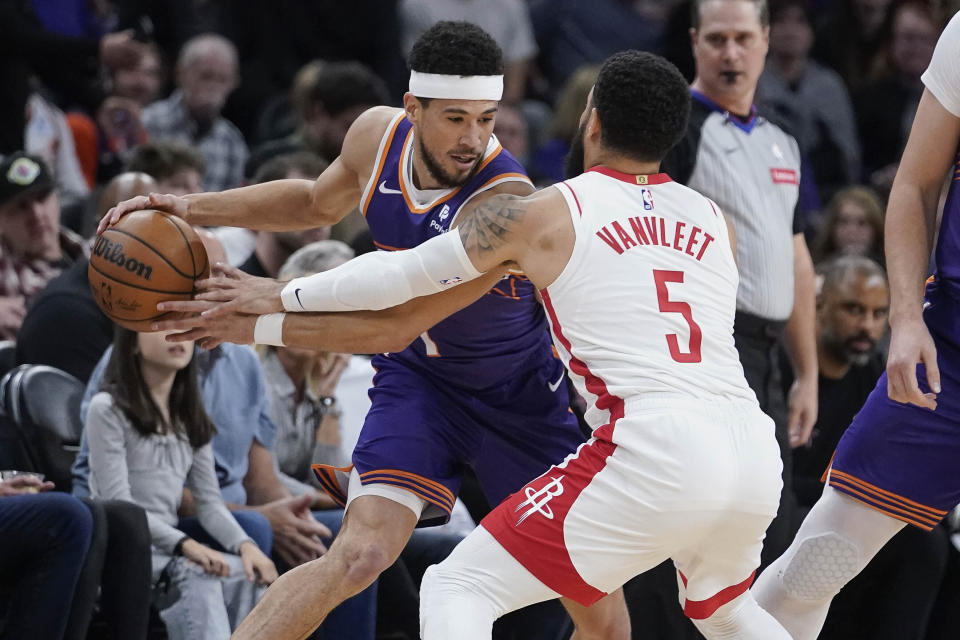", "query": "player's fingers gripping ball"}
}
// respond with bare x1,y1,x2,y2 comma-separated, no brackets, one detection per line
88,210,209,331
